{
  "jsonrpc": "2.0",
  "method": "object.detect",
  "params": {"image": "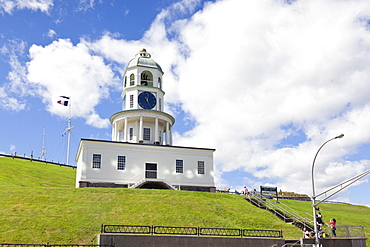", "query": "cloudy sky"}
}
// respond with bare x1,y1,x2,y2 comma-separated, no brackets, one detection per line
1,0,370,206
